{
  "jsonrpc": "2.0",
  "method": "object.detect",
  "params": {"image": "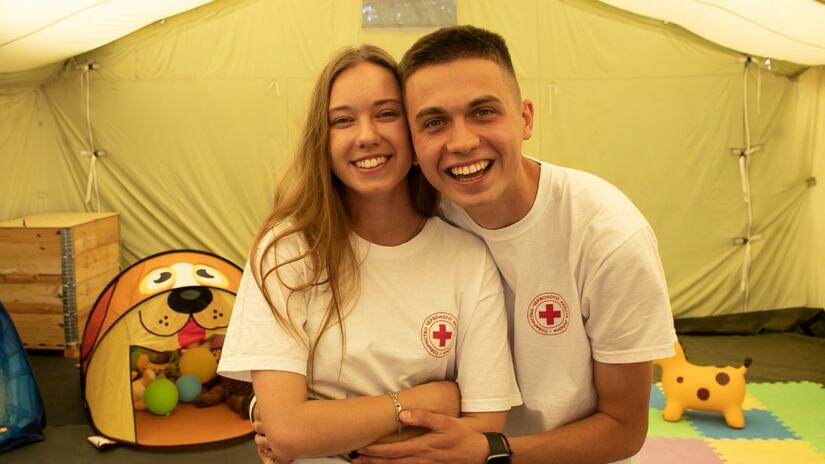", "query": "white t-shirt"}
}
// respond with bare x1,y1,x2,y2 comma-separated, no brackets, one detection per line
443,161,677,464
218,217,522,414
